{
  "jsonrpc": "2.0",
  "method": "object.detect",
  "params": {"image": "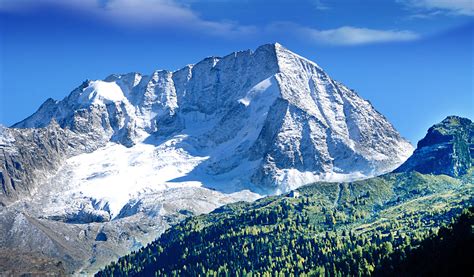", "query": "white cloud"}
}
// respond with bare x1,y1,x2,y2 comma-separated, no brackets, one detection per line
268,23,419,45
308,26,419,45
0,0,256,36
399,0,474,16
